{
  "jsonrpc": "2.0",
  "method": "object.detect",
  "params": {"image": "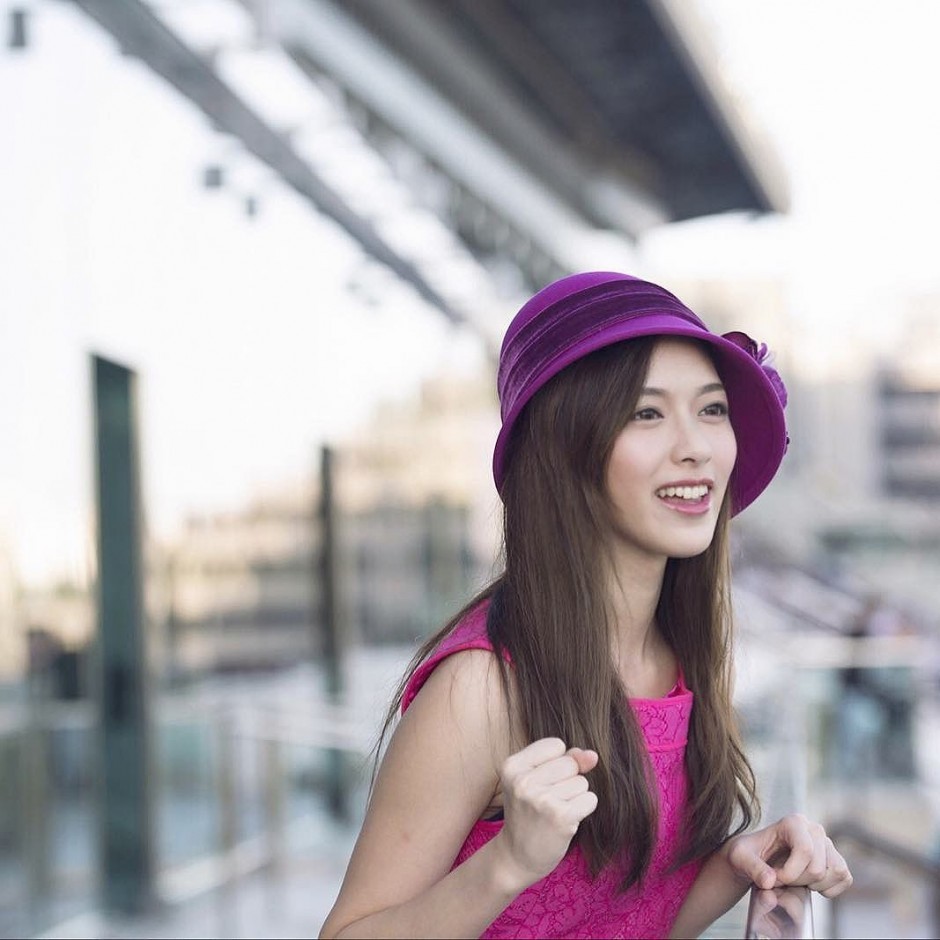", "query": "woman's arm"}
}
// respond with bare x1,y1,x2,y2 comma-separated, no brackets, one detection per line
318,650,598,939
668,814,853,940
